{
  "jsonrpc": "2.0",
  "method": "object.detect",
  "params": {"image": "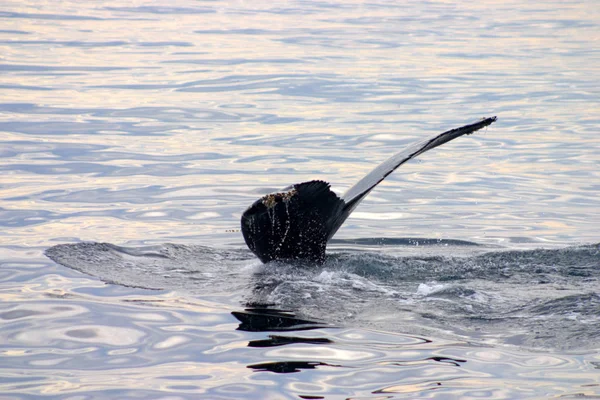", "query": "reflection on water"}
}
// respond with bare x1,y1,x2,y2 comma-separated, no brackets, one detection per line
44,240,600,351
2,0,599,249
1,0,600,398
248,336,334,348
248,360,341,374
233,308,331,332
3,250,600,398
